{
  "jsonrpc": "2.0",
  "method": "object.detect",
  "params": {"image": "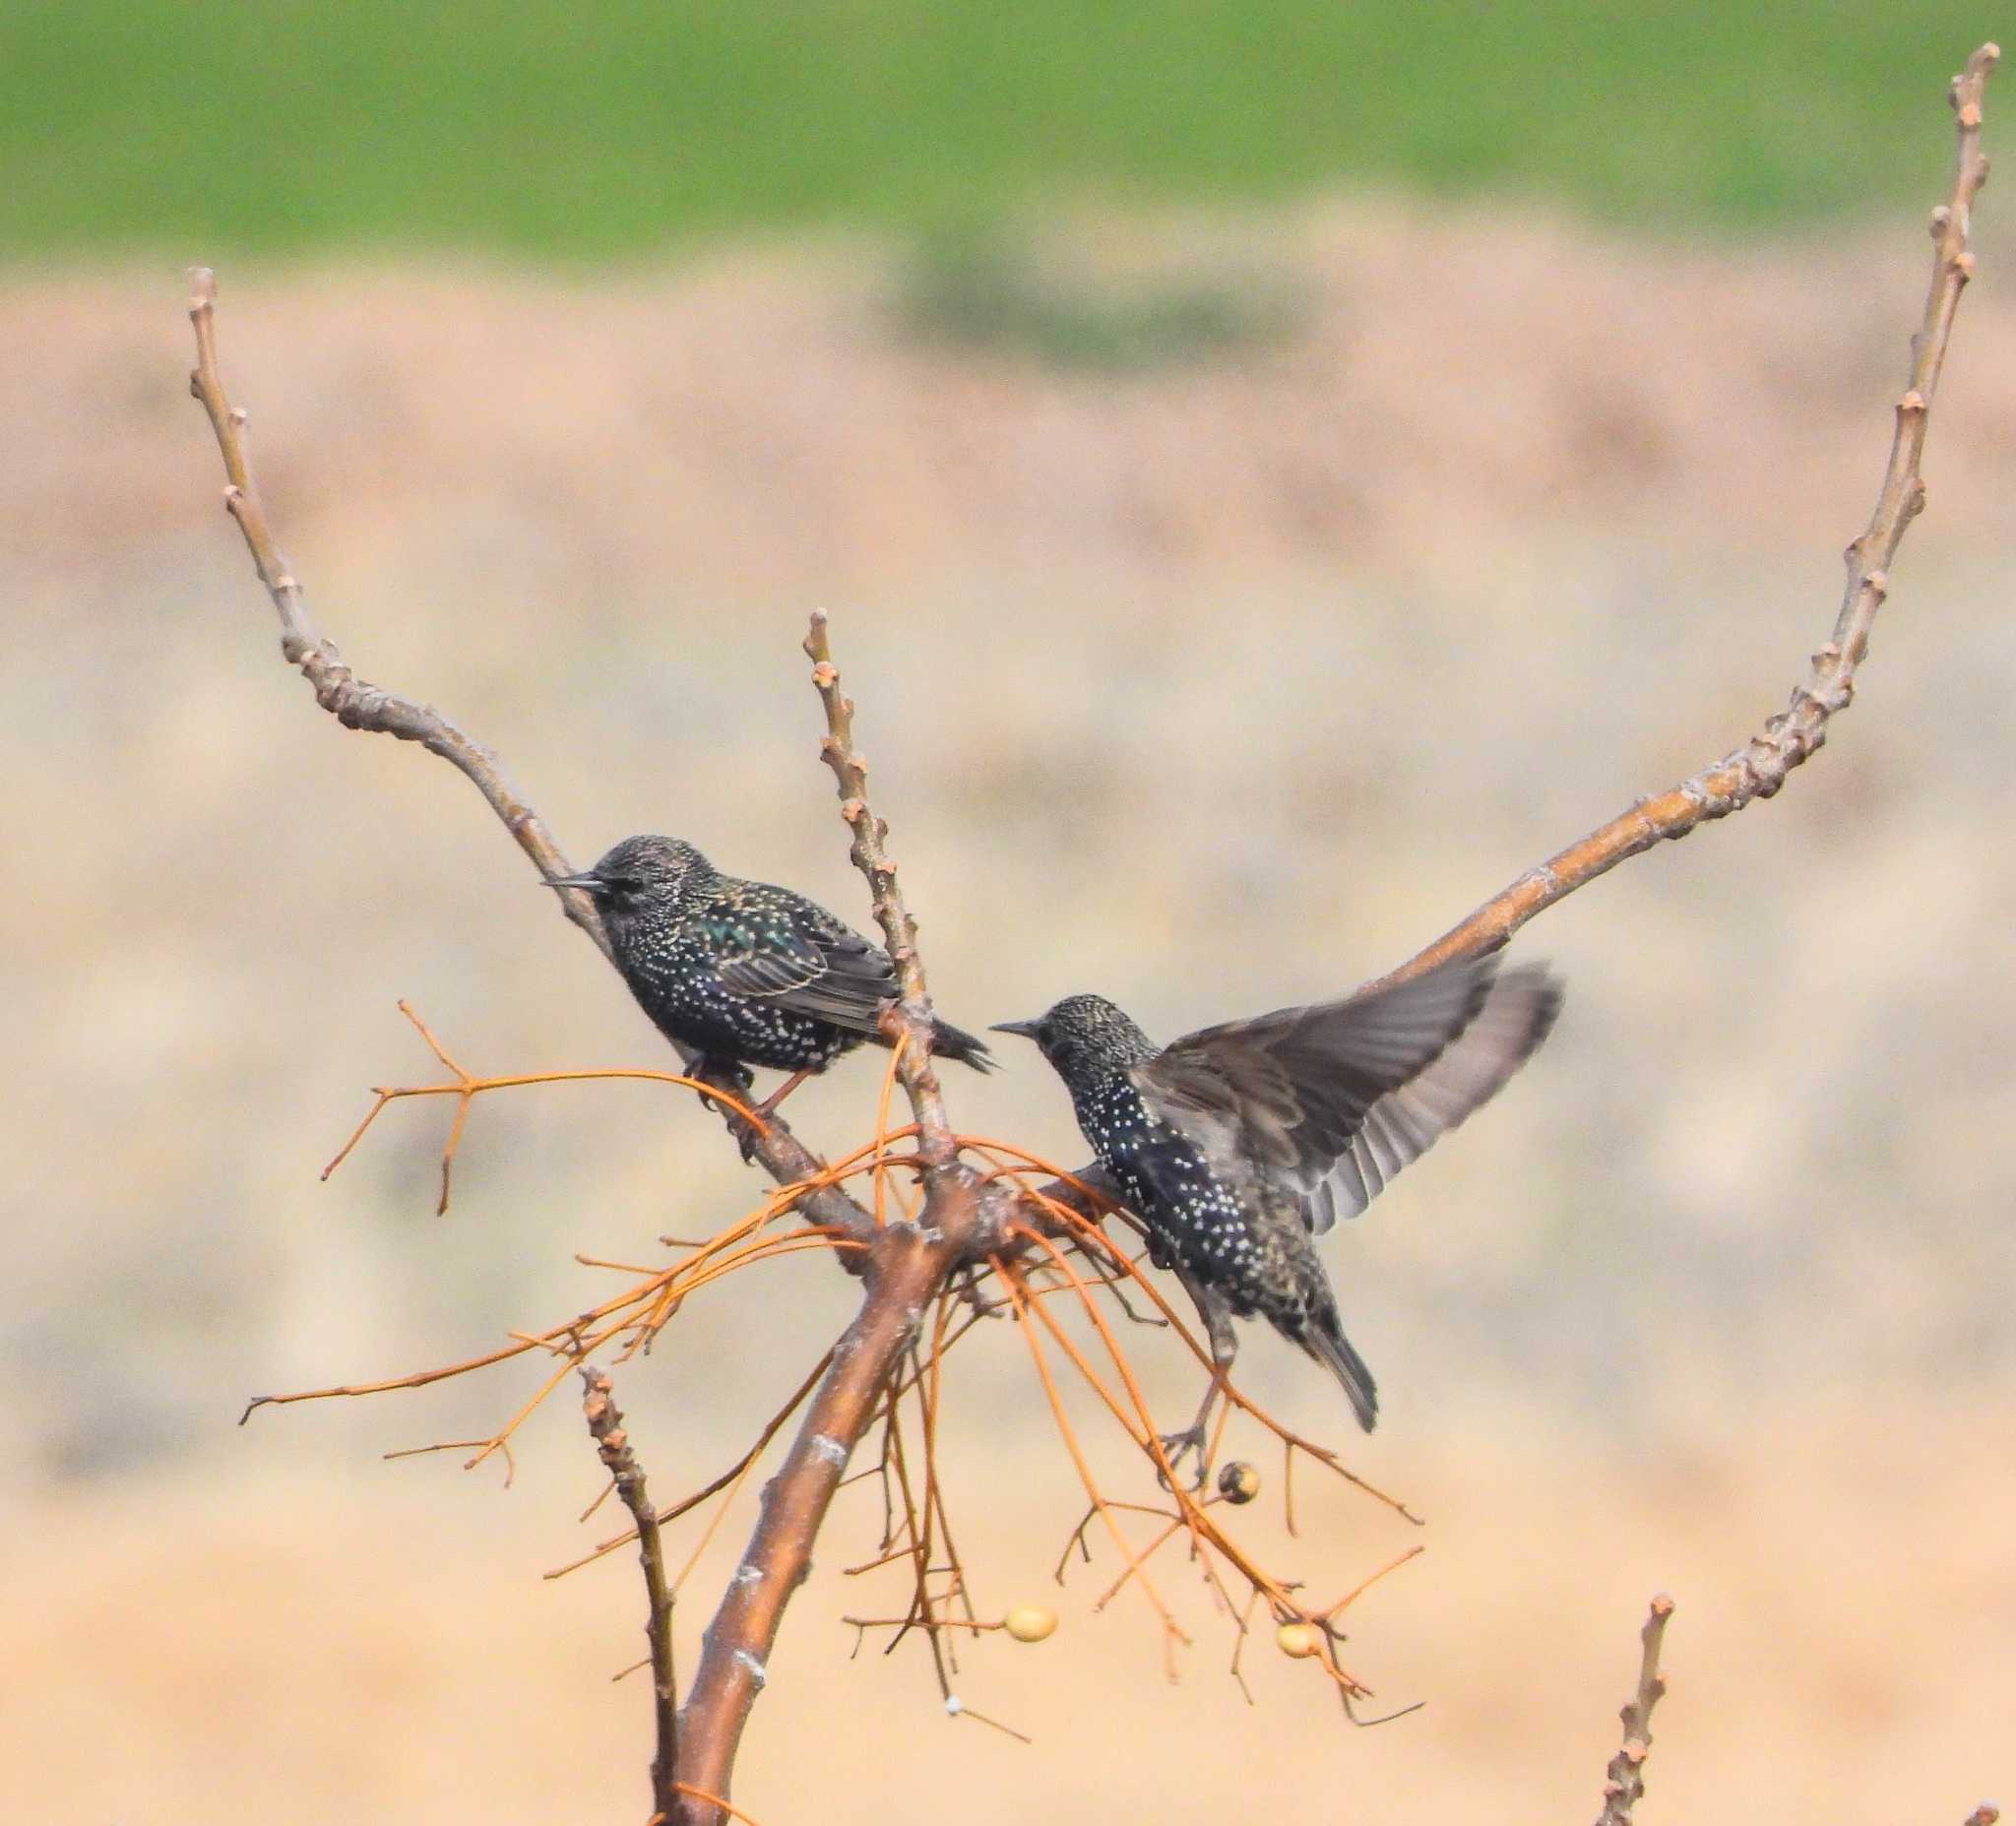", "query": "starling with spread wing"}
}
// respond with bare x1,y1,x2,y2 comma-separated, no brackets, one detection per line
994,953,1559,1466
548,836,993,1125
